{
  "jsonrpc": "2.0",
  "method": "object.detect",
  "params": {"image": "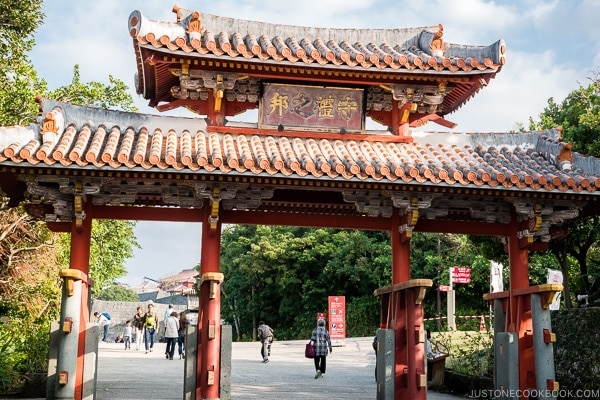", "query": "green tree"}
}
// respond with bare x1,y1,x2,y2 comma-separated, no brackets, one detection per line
47,65,137,112
0,0,46,126
56,220,140,298
0,207,61,392
529,72,600,306
221,225,510,341
97,285,139,302
0,0,140,390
